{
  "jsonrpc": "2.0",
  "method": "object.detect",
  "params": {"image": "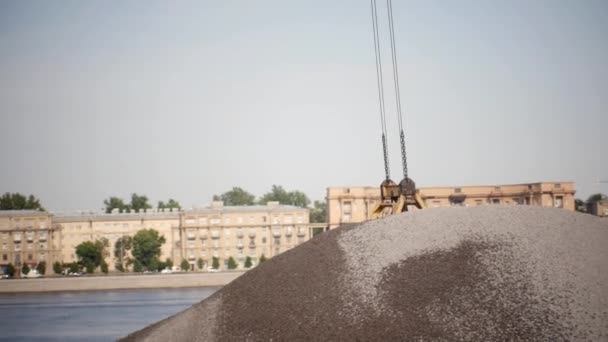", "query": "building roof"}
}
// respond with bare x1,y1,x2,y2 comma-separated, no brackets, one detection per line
0,210,49,217
184,204,308,215
52,211,180,223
